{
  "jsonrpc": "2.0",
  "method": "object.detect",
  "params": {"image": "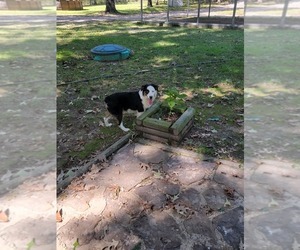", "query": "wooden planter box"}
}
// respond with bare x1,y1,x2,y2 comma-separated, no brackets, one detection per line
136,102,195,145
